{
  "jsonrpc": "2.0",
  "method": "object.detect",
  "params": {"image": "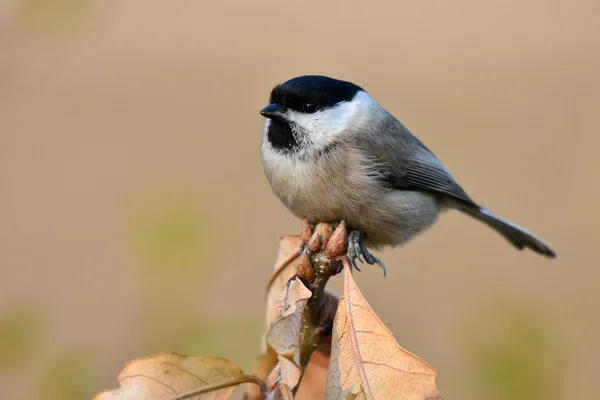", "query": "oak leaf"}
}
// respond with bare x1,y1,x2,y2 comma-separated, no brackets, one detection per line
247,235,336,400
262,276,312,396
264,236,303,349
325,263,442,400
277,355,302,389
92,353,243,400
265,276,311,362
247,236,303,400
294,335,332,399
